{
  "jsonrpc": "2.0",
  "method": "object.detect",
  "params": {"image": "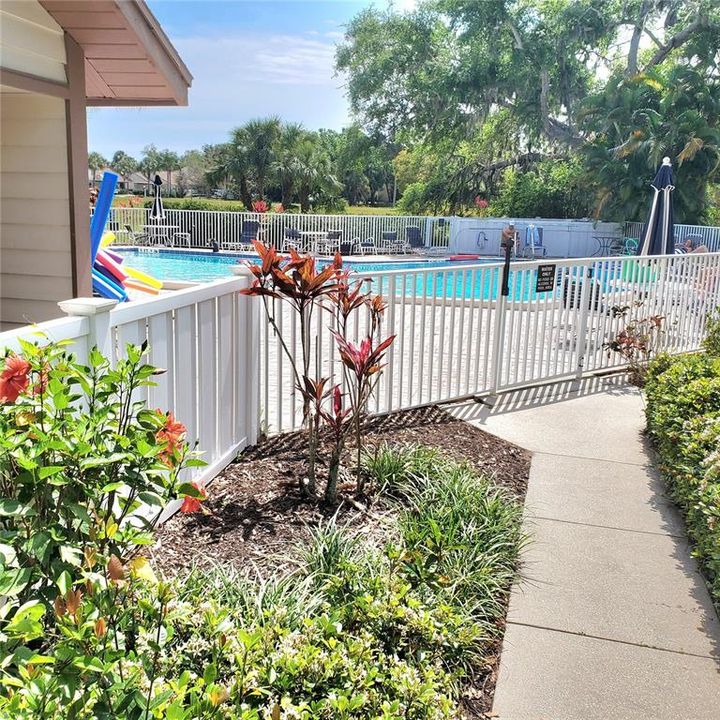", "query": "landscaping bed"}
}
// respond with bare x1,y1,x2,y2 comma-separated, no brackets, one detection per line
153,406,530,717
155,406,529,576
